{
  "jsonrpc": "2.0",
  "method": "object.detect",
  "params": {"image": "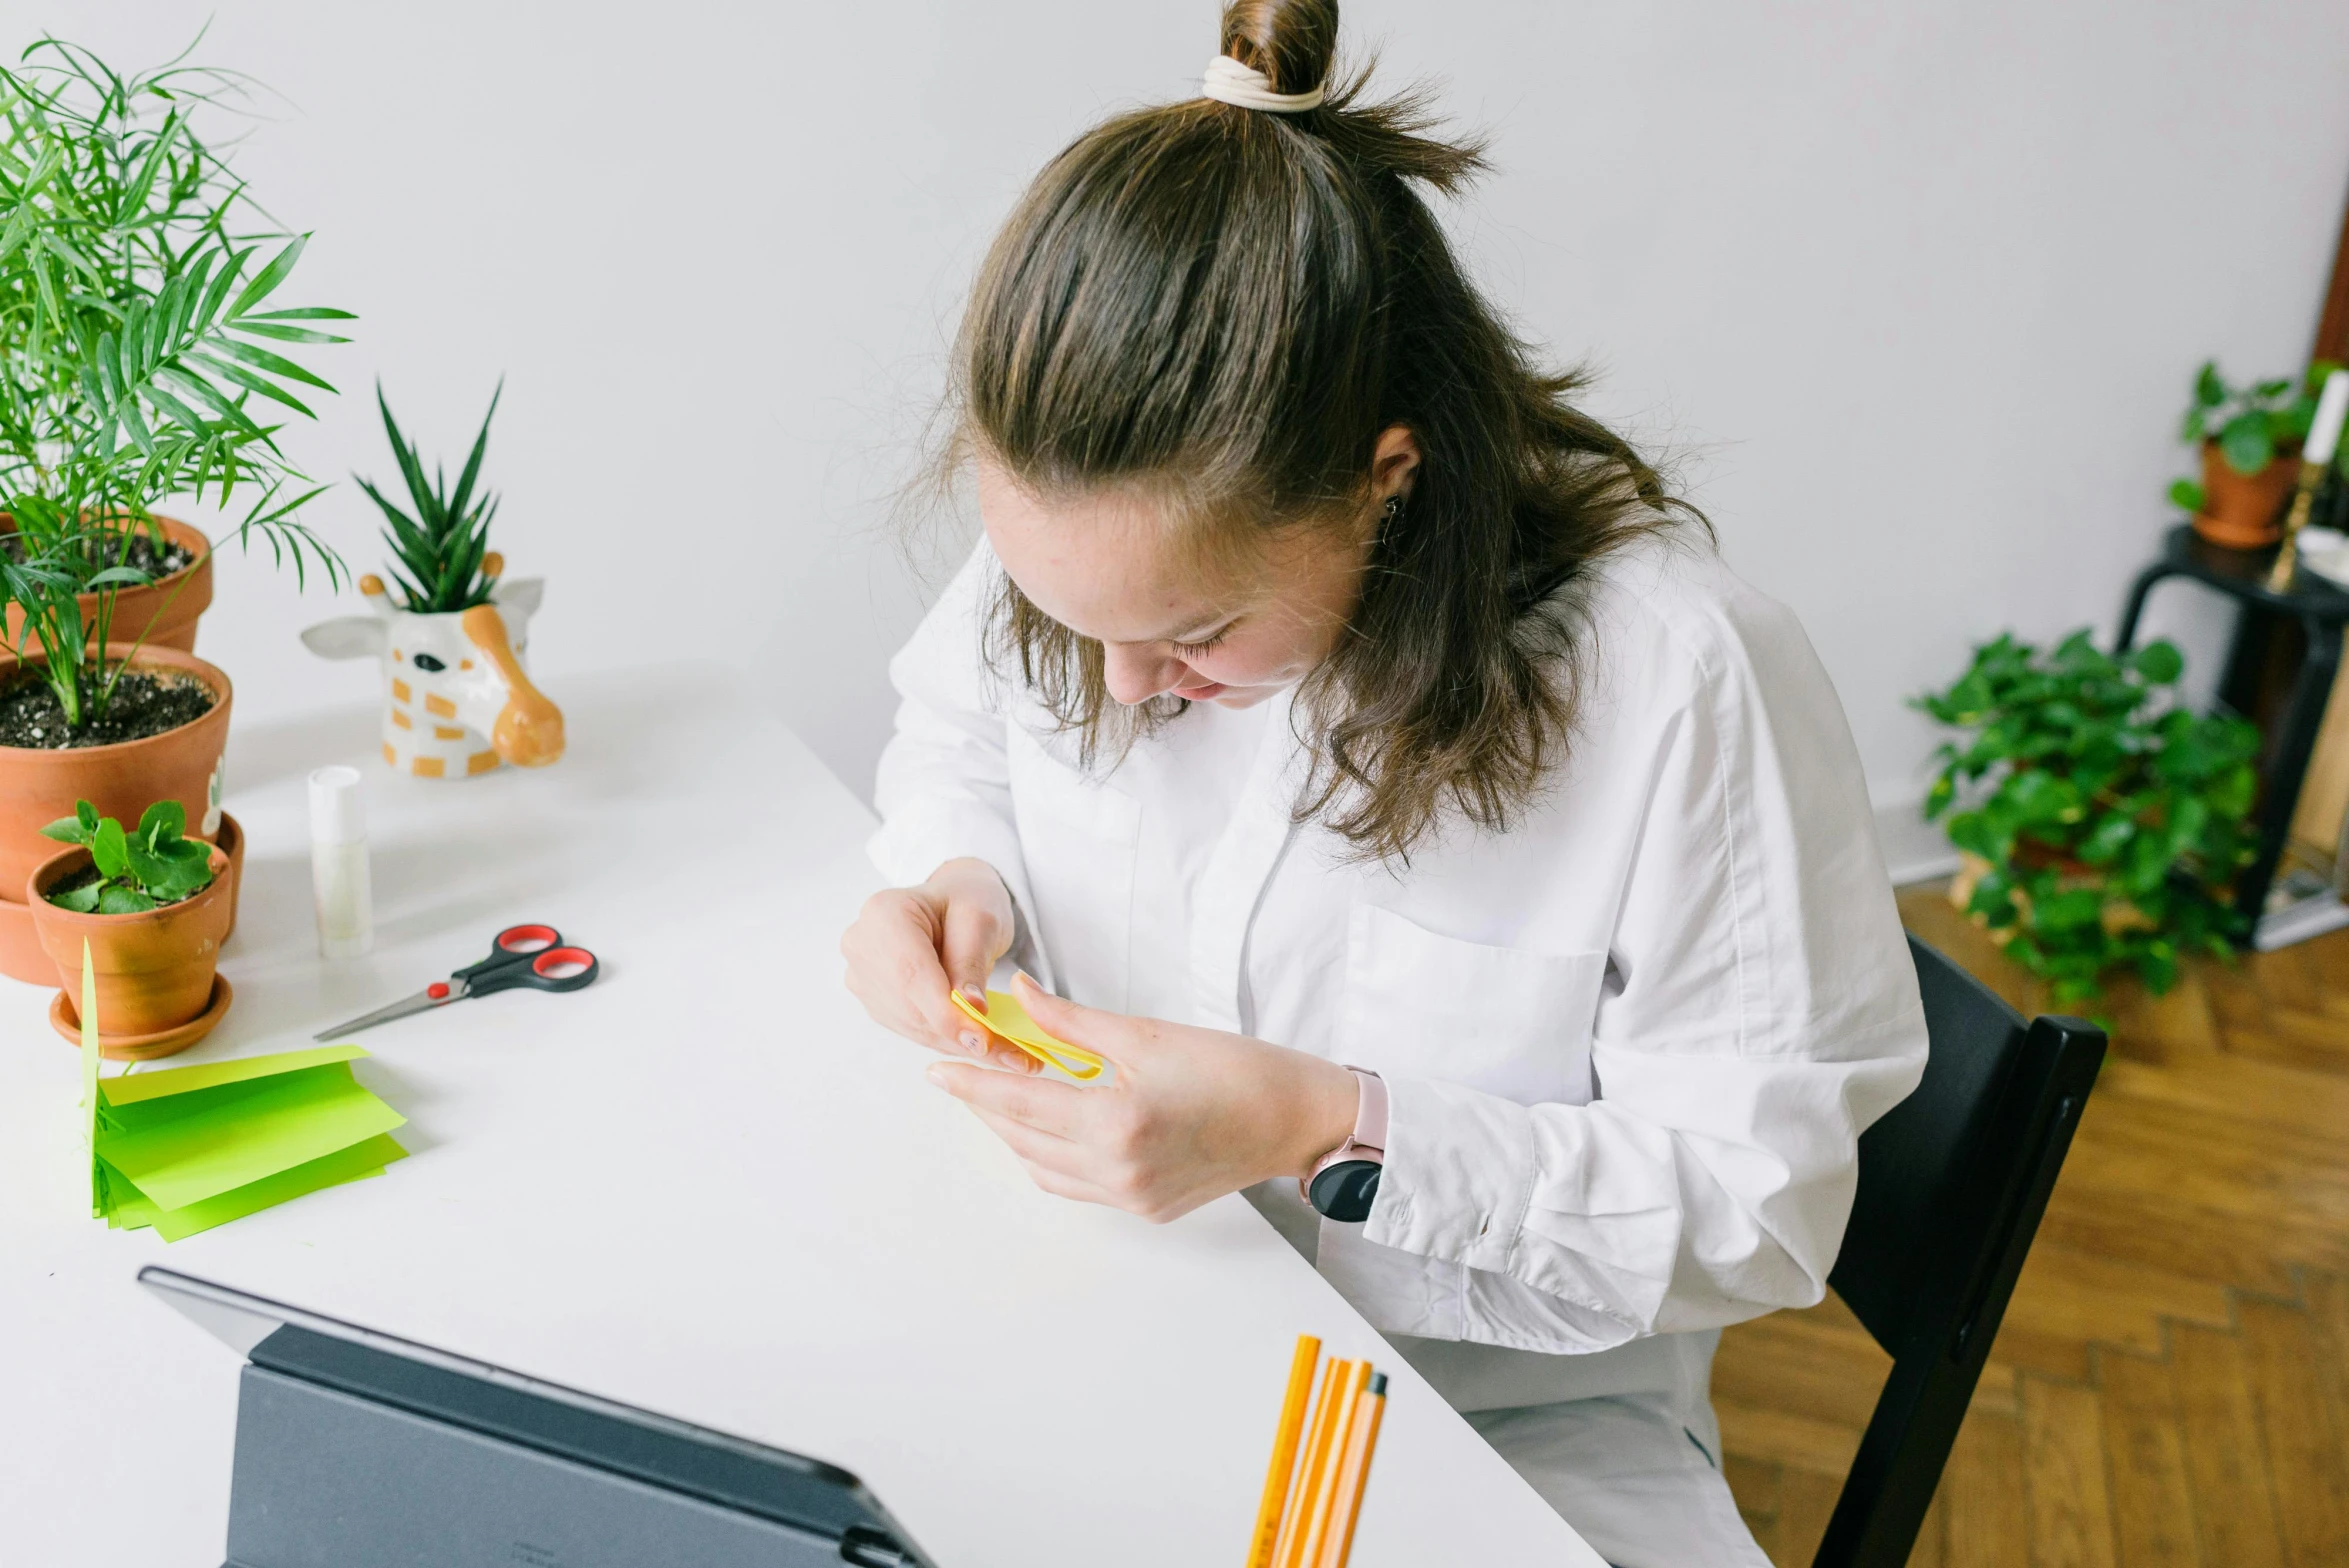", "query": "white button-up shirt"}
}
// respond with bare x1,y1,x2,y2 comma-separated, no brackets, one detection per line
870,533,1926,1409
